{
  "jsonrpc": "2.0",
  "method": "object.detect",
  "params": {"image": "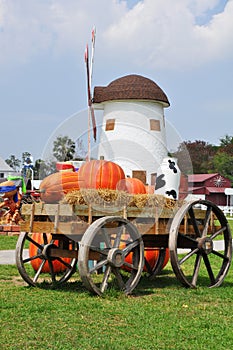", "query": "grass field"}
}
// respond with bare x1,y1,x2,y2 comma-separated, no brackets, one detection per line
1,217,233,349
1,254,233,349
